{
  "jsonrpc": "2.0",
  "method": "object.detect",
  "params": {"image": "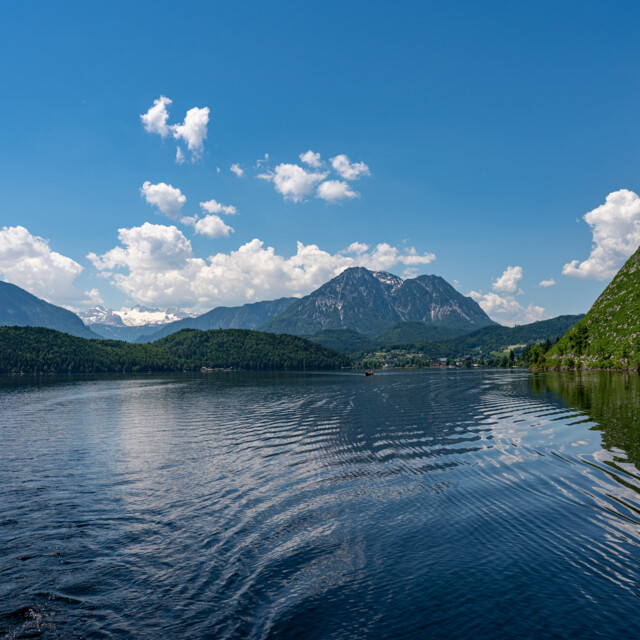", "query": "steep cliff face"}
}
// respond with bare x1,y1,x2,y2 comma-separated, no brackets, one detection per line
544,246,640,370
260,267,496,336
392,275,494,330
